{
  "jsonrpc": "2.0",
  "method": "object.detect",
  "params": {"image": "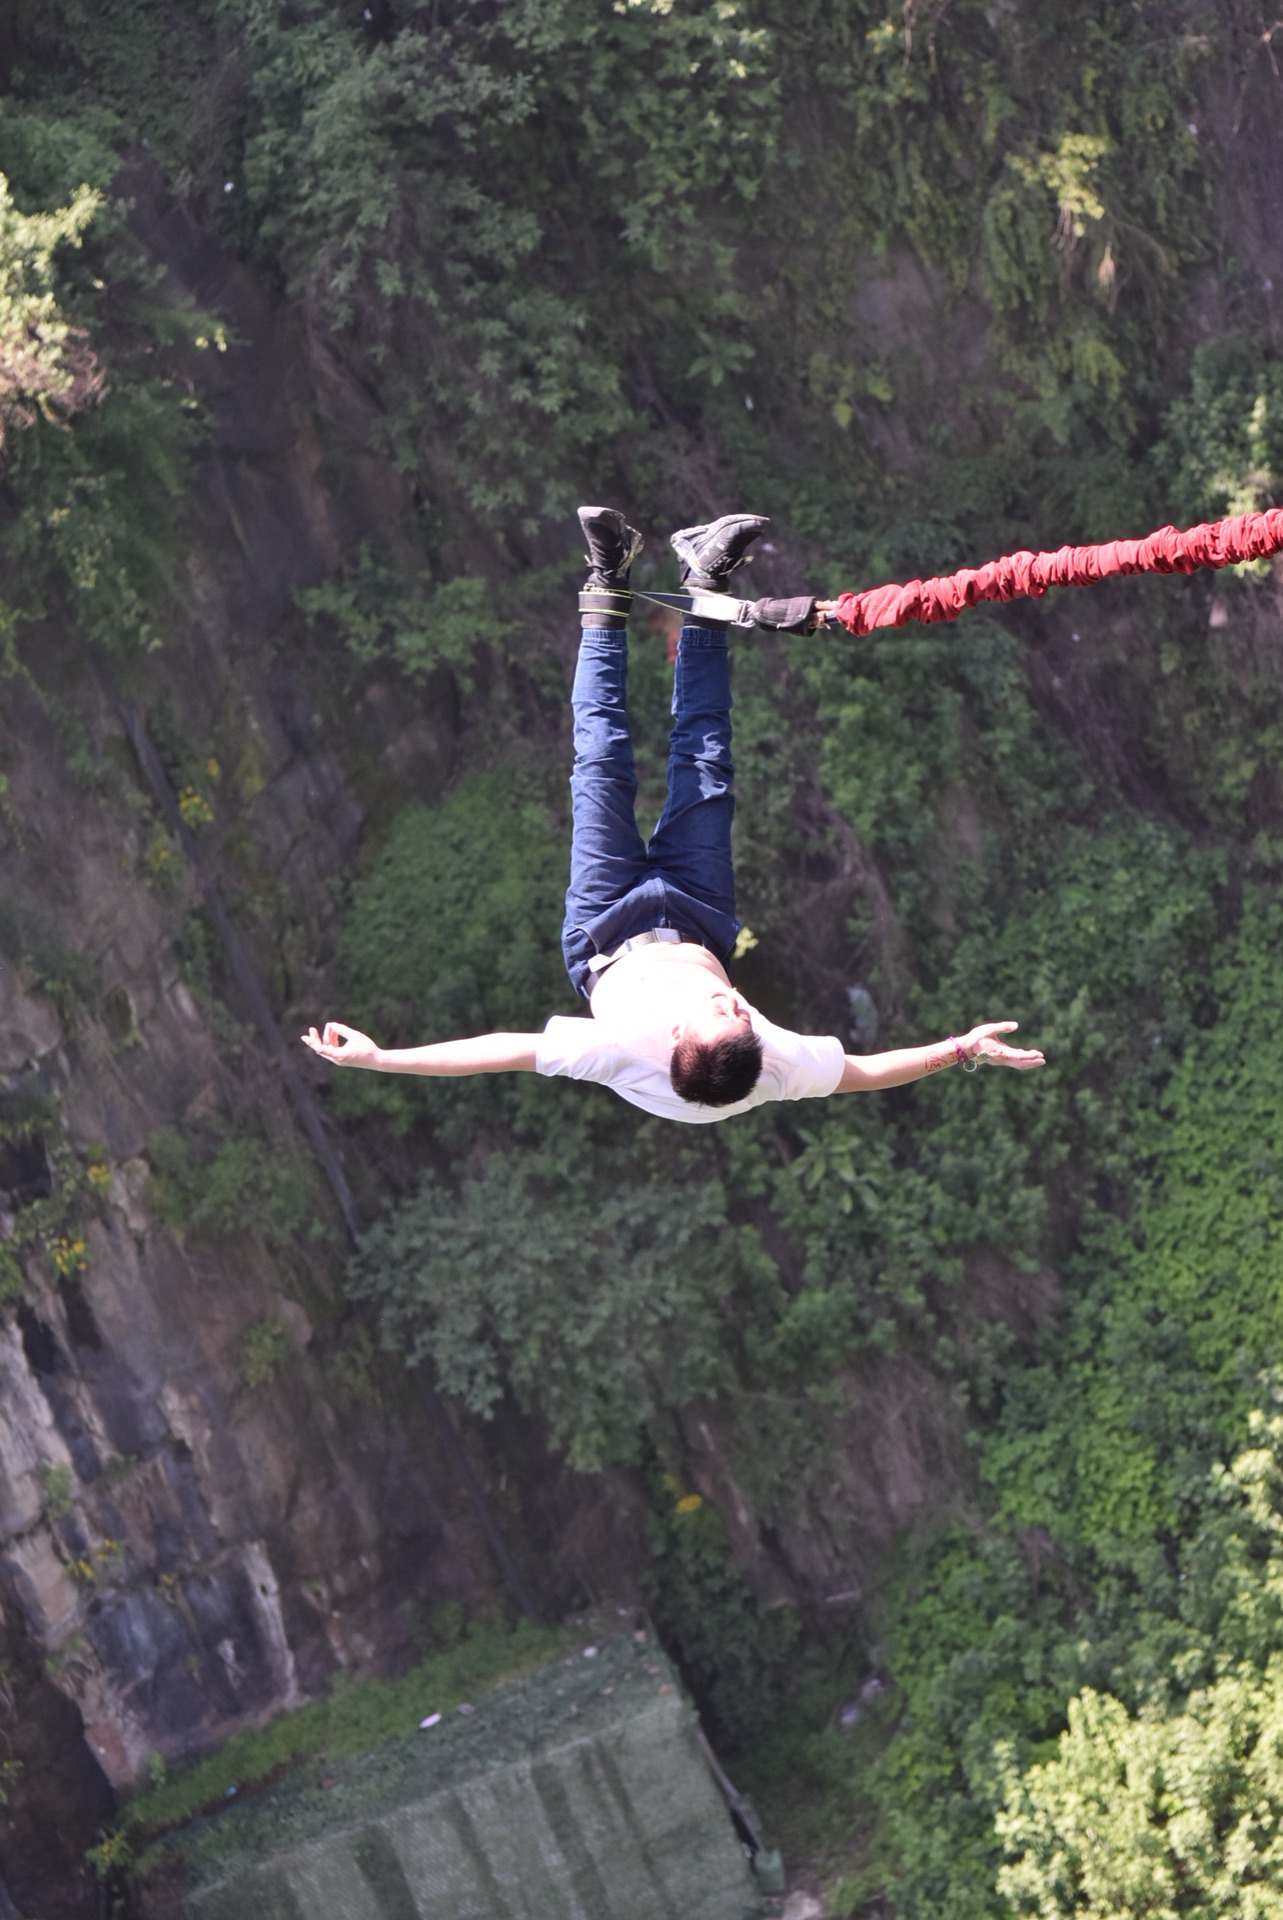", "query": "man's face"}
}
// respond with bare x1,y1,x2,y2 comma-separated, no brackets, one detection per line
672,987,753,1051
